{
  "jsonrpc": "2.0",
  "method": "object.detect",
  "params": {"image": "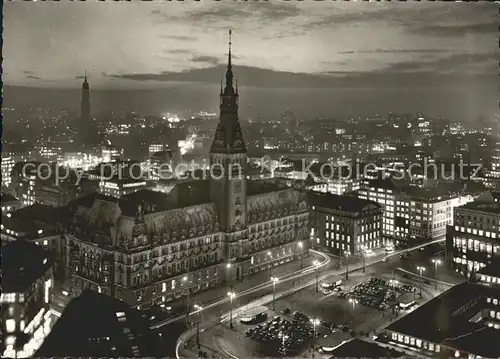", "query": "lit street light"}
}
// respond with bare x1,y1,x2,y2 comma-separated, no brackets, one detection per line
227,291,236,329
349,298,358,330
310,318,320,359
280,332,289,356
271,276,279,311
432,258,442,289
313,260,320,293
193,304,203,351
360,245,366,273
226,263,232,286
344,250,350,280
182,276,190,324
298,241,304,269
417,265,426,298
267,251,272,277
